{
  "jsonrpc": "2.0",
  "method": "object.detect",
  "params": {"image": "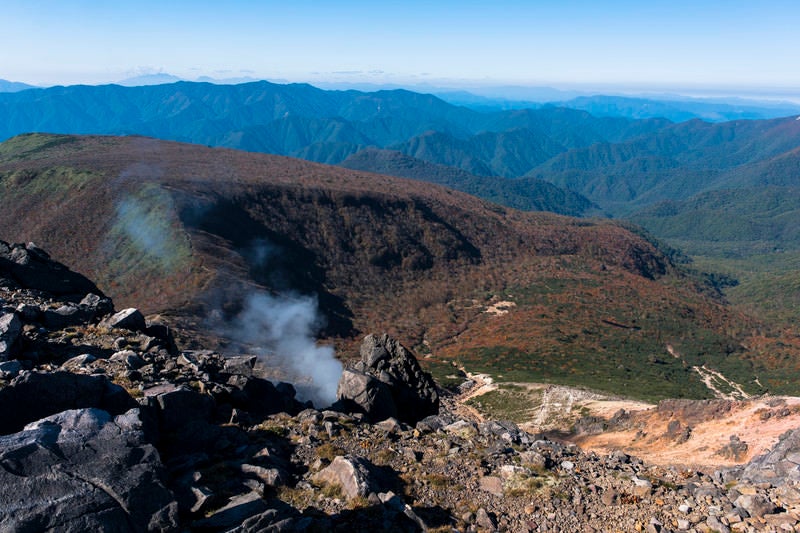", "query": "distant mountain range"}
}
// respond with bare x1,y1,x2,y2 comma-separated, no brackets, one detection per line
549,95,800,123
115,73,263,87
0,80,669,216
525,115,800,214
436,92,800,122
2,80,798,216
0,79,36,92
